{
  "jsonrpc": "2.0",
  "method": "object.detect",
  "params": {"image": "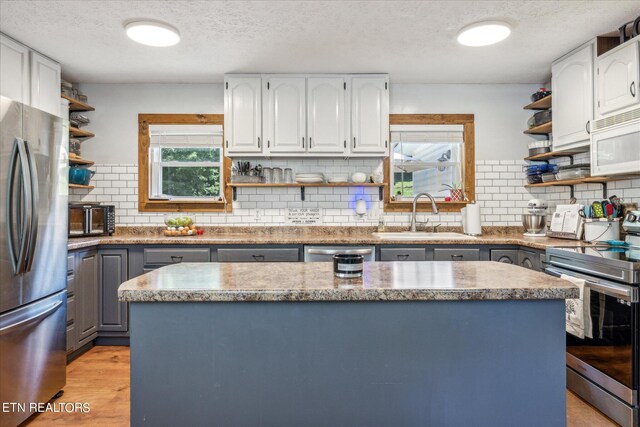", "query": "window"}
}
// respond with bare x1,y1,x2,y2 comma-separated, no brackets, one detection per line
391,125,464,200
149,125,223,199
384,114,475,213
138,114,230,212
